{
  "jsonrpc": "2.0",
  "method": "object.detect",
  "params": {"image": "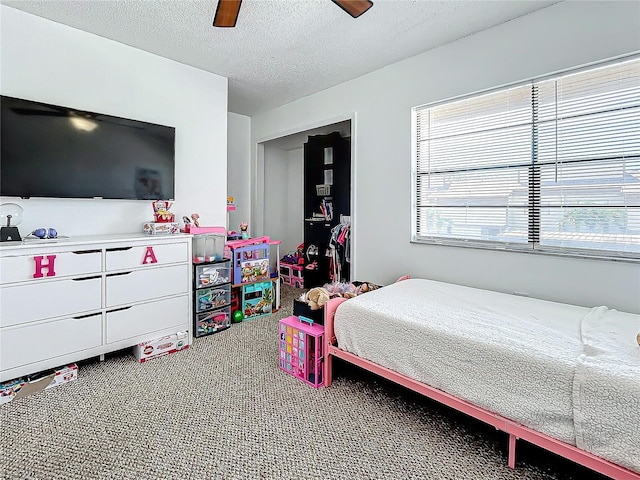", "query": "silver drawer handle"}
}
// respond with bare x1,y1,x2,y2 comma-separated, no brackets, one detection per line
72,250,101,255
106,247,133,252
72,275,101,281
